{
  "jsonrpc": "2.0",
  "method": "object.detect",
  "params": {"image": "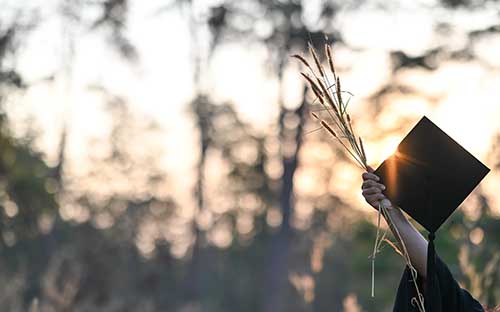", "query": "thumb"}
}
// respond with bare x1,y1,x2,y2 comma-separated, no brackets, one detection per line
366,165,375,173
